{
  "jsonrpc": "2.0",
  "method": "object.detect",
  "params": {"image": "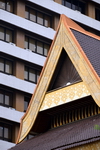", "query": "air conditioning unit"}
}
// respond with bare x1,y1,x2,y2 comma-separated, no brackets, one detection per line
75,10,81,13
9,42,16,46
25,48,32,52
9,107,16,110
